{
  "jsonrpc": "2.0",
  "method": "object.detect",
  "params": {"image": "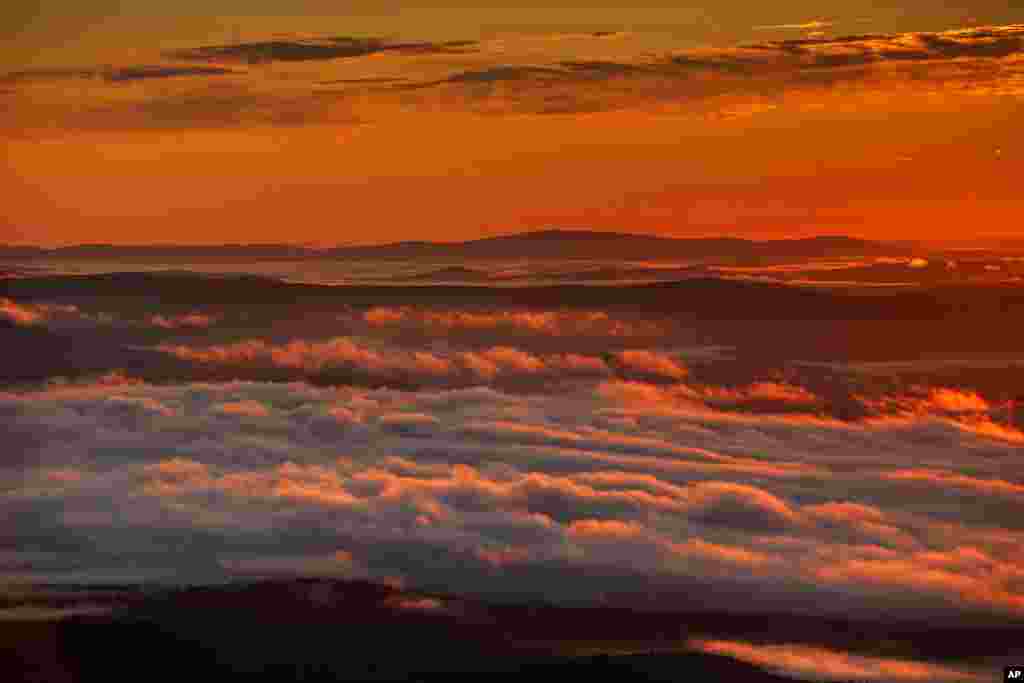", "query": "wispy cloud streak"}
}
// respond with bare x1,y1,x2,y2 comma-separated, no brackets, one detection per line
4,24,1023,132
